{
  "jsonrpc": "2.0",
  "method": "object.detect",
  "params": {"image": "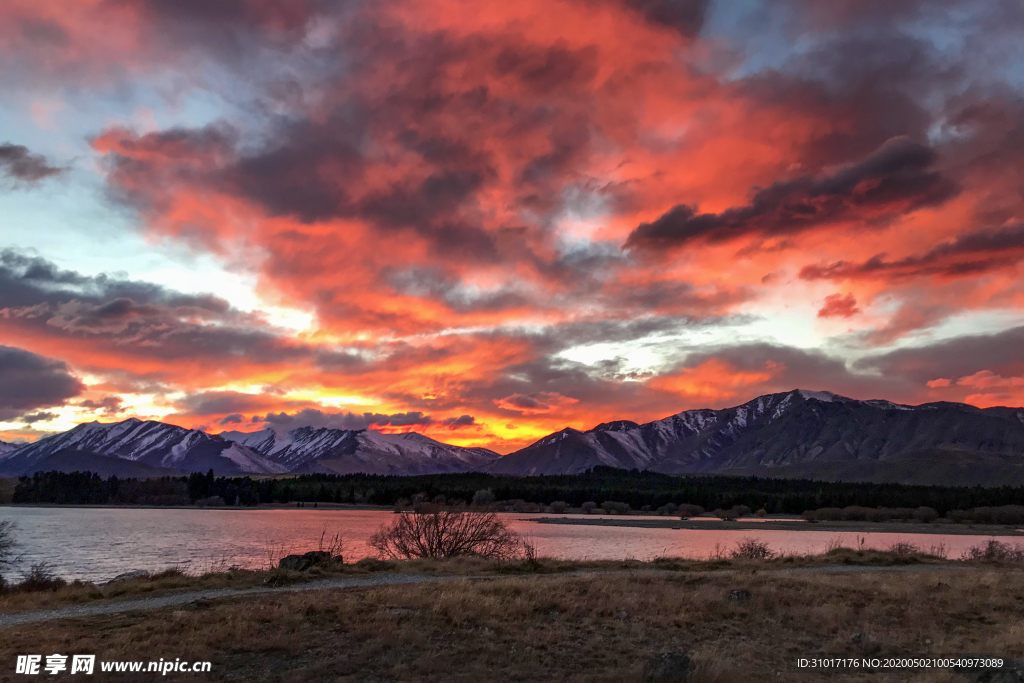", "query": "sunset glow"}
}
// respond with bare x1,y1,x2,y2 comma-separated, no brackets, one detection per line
2,0,1024,451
